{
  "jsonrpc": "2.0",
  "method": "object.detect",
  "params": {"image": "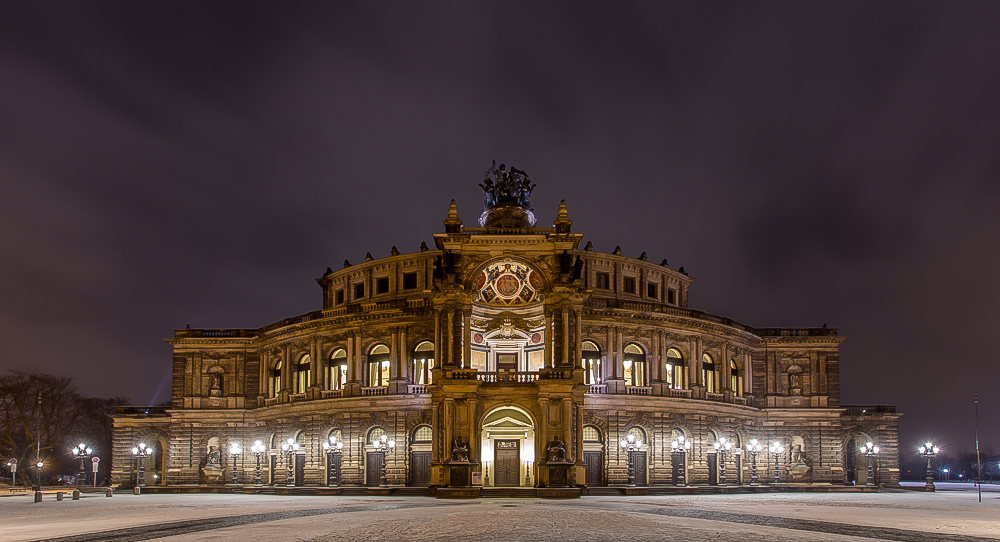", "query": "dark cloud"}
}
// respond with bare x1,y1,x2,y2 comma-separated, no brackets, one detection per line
1,1,998,450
